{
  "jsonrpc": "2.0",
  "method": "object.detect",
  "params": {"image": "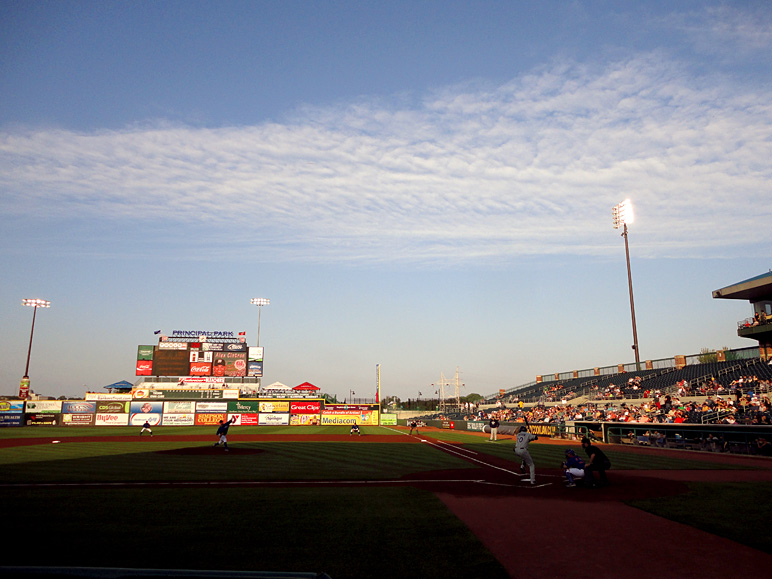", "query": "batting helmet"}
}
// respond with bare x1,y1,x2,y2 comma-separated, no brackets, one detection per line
565,449,576,457
519,425,528,432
